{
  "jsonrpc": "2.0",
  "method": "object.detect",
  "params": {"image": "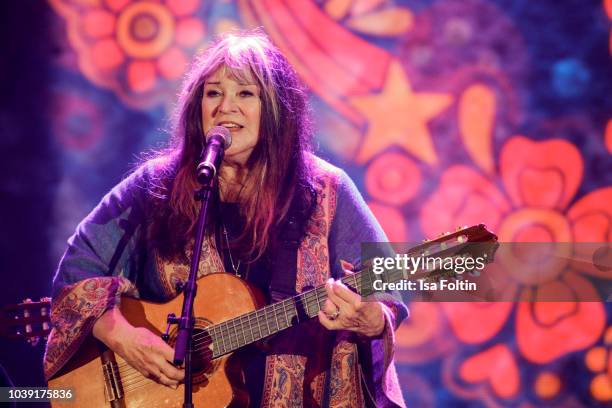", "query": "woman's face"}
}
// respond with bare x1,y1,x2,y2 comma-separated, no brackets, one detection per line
201,67,261,166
